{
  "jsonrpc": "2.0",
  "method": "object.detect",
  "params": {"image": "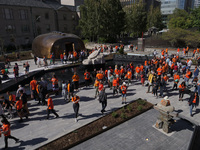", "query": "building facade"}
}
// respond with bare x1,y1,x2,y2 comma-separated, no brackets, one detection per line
120,0,161,11
0,0,79,51
194,0,200,8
